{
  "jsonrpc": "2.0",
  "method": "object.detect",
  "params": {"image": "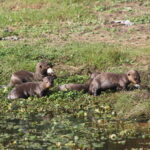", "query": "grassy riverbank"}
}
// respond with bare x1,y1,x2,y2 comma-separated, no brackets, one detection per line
0,0,150,149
